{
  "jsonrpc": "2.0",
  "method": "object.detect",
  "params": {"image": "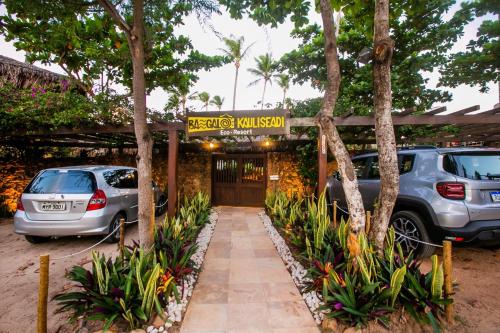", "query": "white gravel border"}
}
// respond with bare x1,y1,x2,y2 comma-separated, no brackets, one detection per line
258,211,325,324
147,208,219,333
